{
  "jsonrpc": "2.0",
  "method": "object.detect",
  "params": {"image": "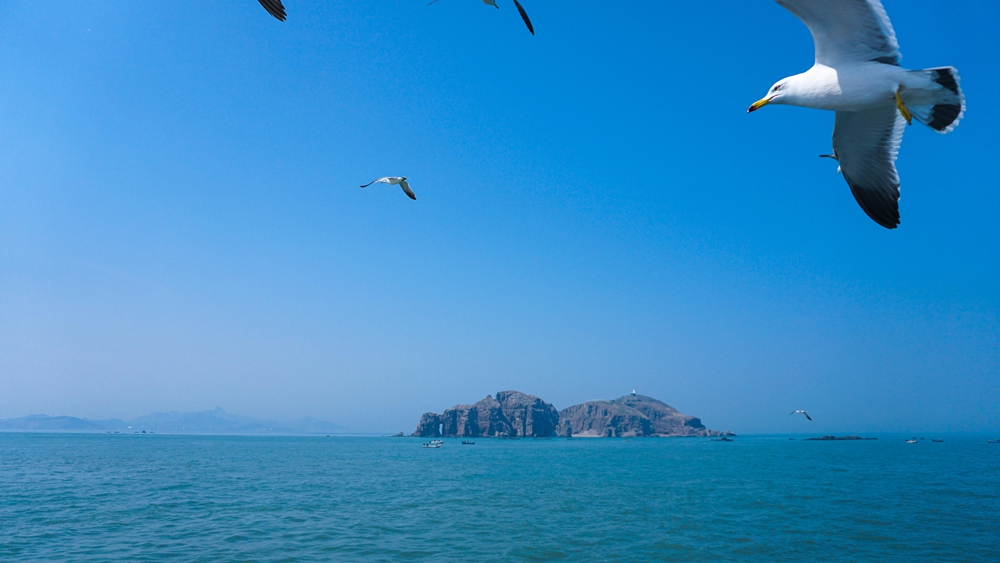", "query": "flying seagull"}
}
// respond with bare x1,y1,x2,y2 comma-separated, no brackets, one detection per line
258,0,286,21
428,0,534,35
747,0,965,229
360,177,416,200
791,410,812,421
